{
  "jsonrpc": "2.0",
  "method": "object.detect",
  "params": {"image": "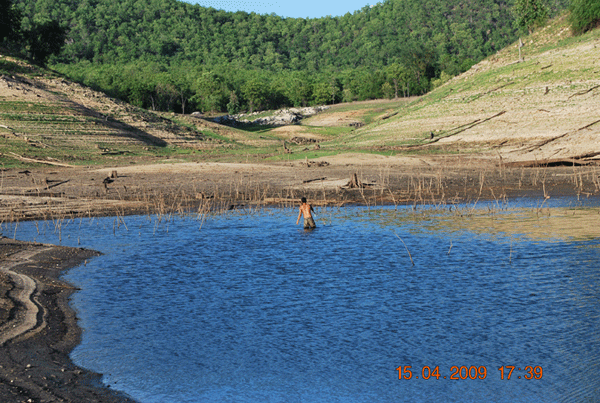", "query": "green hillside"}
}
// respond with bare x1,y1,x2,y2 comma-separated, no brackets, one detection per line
10,0,569,114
